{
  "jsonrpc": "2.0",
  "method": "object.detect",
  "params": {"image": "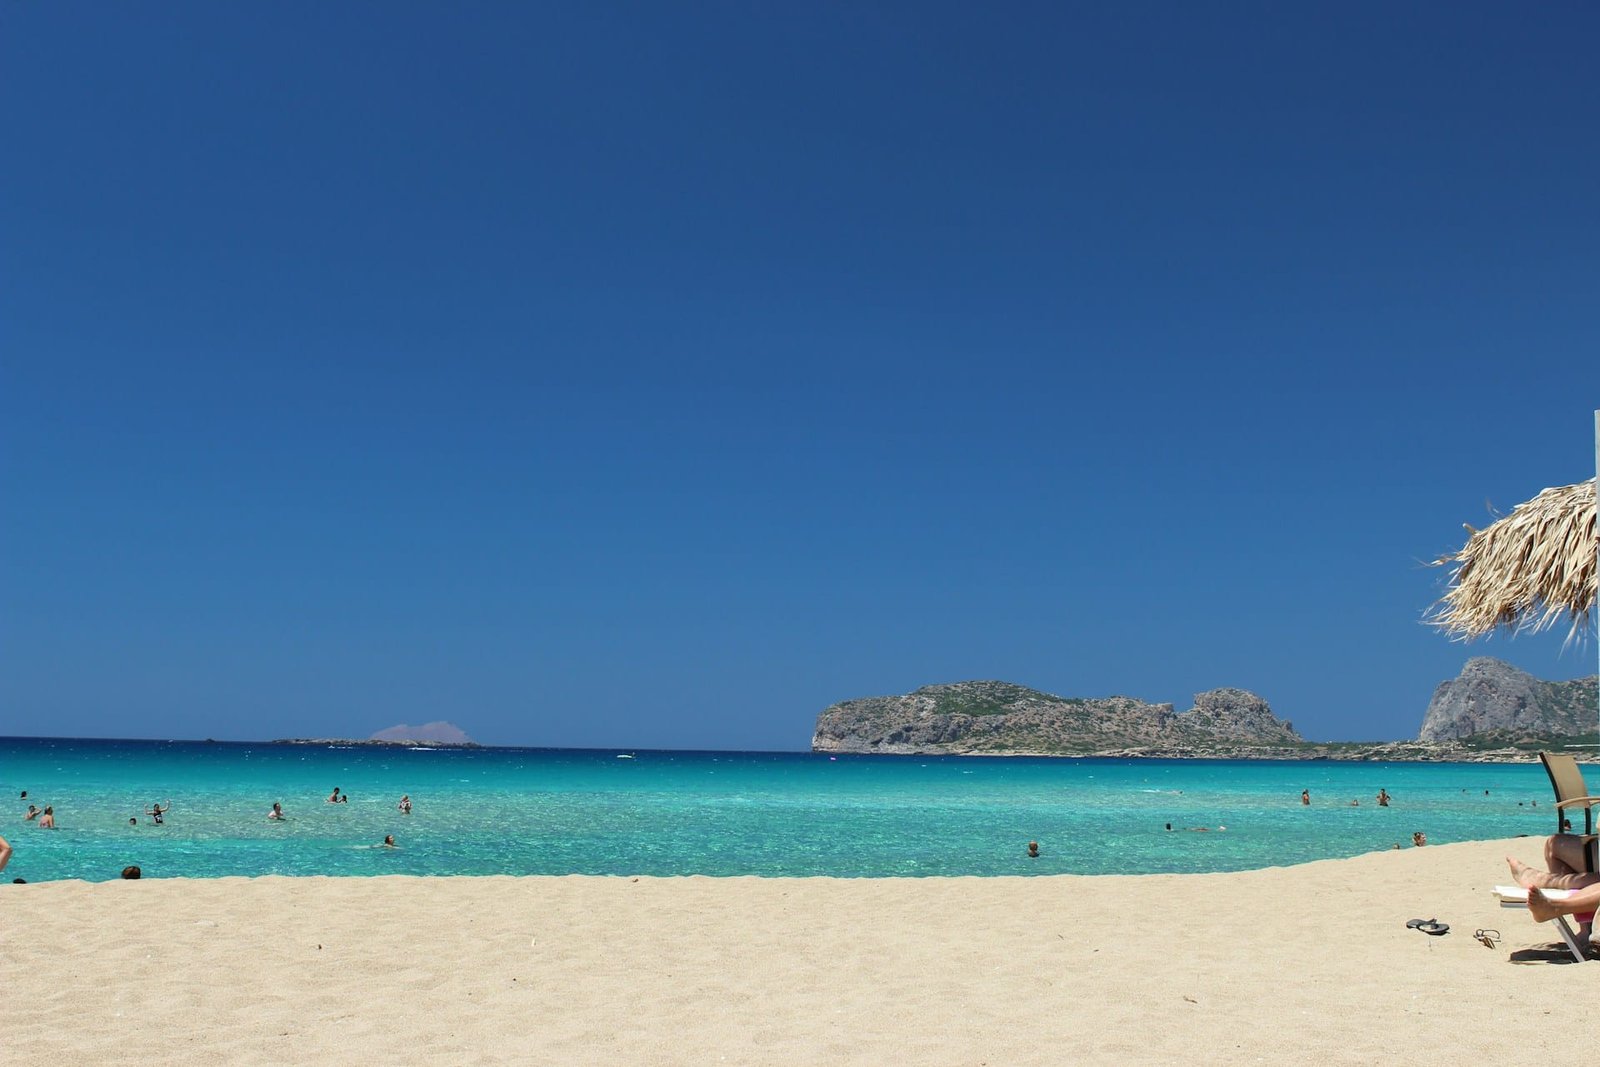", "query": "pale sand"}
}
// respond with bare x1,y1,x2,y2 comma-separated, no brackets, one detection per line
0,837,1583,1066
